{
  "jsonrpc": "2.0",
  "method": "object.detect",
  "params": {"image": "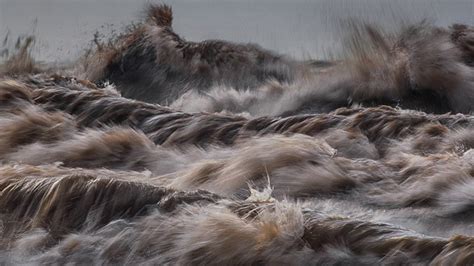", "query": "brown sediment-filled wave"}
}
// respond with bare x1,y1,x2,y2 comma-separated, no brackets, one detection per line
83,4,301,105
1,2,474,264
84,4,474,115
0,75,472,263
